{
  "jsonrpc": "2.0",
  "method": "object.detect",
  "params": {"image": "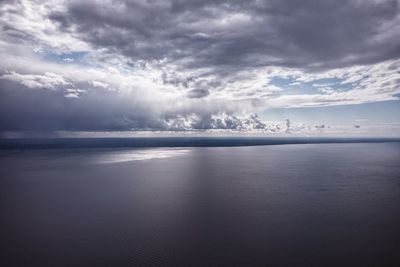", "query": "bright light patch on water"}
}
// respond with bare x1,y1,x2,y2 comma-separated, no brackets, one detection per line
94,149,190,164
